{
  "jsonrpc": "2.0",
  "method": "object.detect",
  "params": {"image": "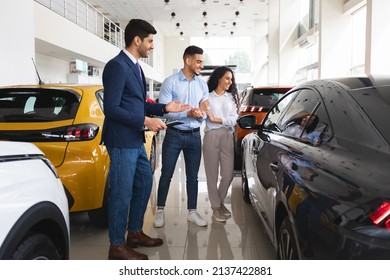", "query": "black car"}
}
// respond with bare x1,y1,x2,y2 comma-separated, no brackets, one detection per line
237,75,390,259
